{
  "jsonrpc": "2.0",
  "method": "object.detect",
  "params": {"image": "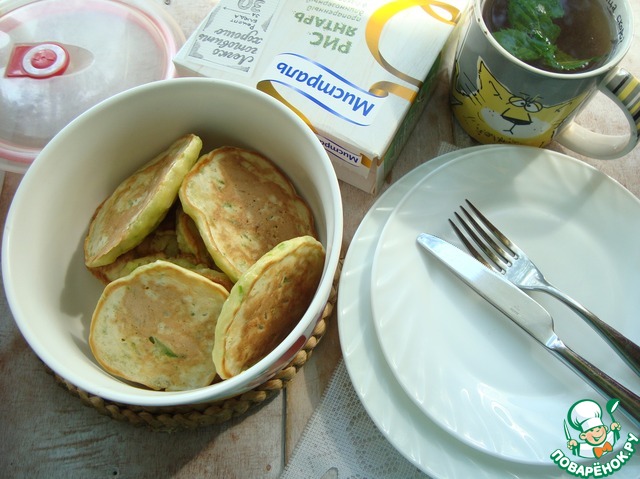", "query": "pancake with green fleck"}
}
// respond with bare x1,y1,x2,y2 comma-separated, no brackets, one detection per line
88,207,179,281
89,260,228,391
179,146,317,283
84,134,202,268
88,201,233,290
175,205,216,268
89,252,234,292
168,257,234,292
212,235,325,379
